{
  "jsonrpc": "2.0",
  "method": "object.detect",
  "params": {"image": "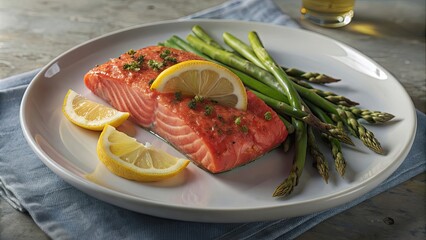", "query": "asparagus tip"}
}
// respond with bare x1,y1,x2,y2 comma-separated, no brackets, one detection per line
273,171,298,197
